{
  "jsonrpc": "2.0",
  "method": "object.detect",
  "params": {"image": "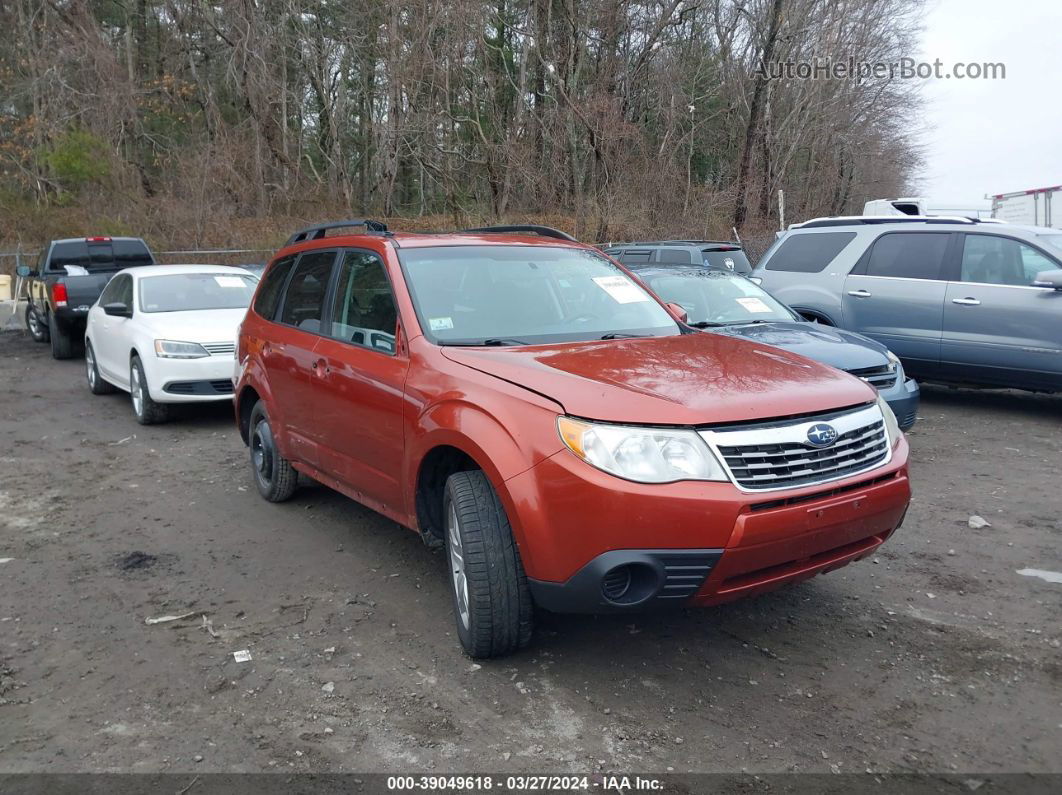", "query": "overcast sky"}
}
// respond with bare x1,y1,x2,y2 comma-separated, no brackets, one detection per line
915,0,1062,203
